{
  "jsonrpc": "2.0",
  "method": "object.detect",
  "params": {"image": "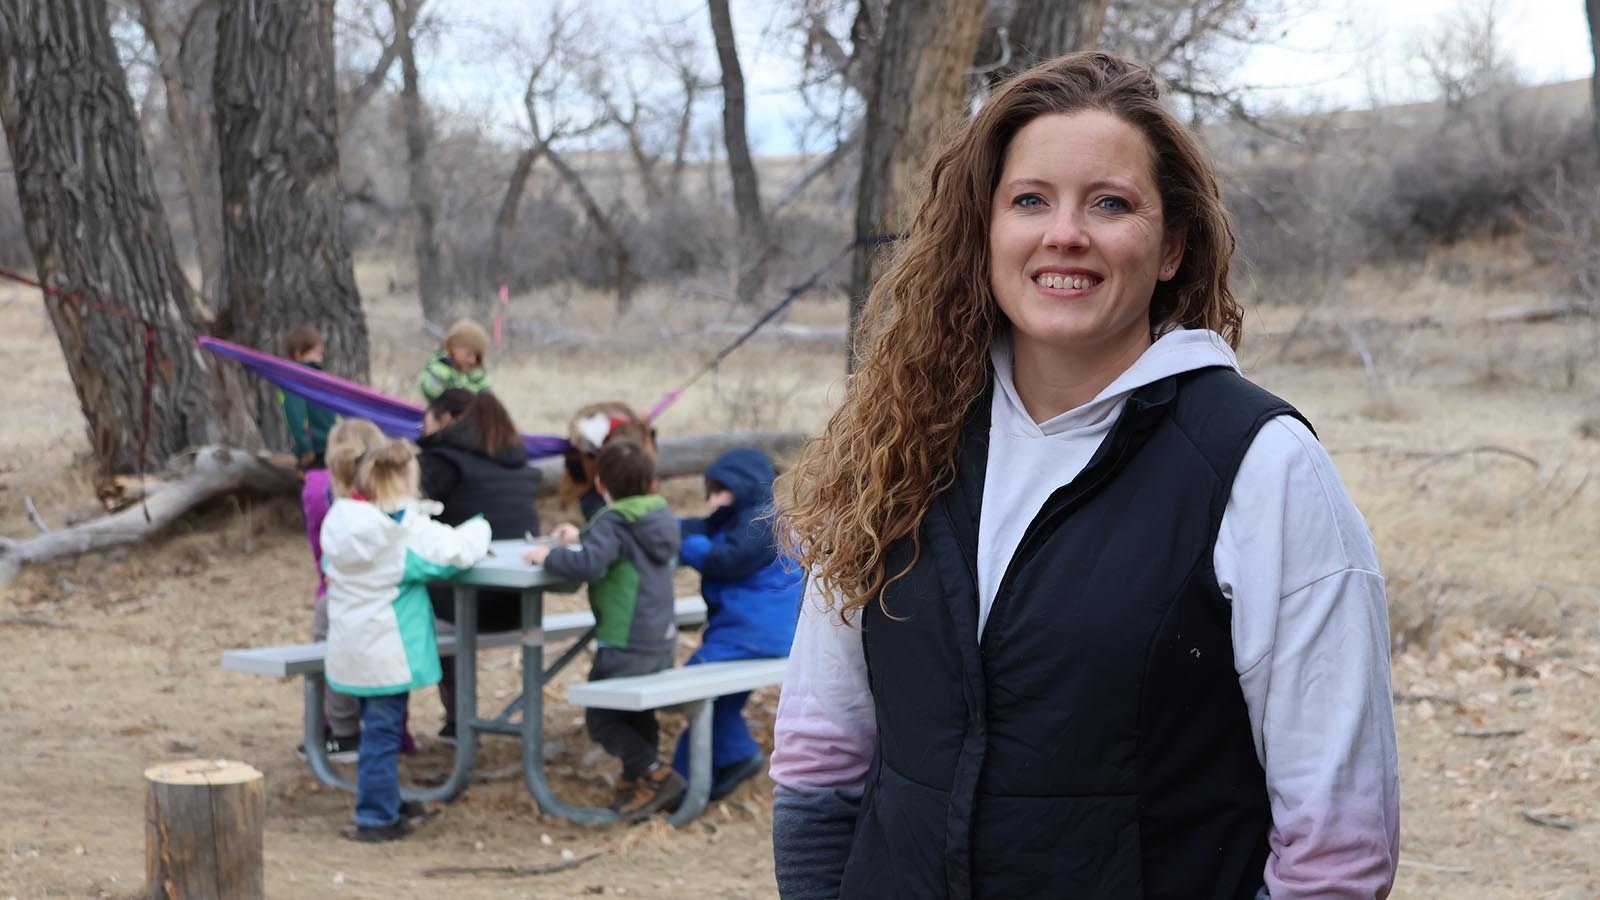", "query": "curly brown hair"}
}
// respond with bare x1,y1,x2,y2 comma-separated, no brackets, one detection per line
778,51,1243,617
